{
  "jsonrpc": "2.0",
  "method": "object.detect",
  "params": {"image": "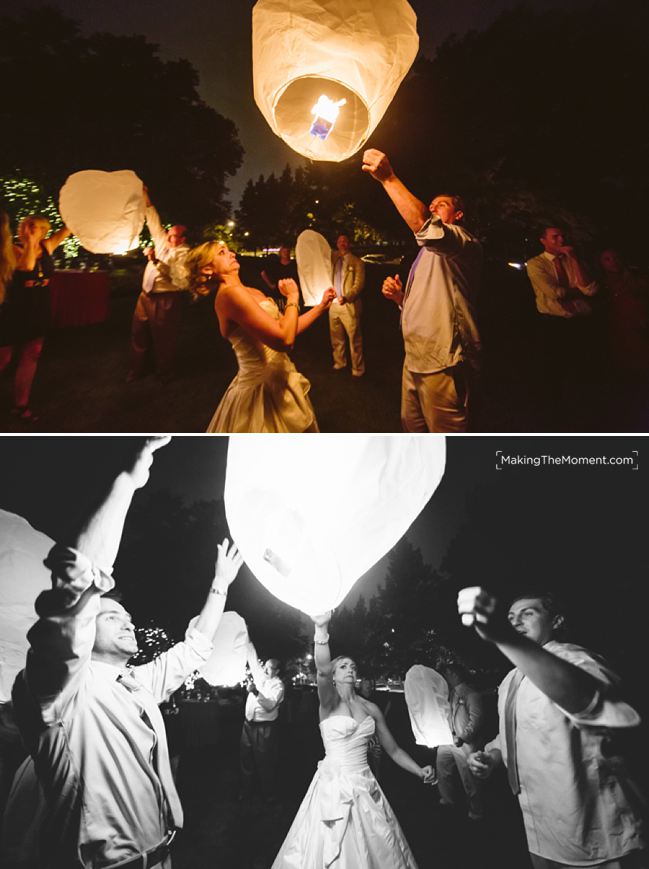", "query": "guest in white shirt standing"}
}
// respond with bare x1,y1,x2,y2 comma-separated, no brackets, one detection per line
330,233,366,377
457,587,646,869
240,641,285,804
3,437,244,869
127,189,190,383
